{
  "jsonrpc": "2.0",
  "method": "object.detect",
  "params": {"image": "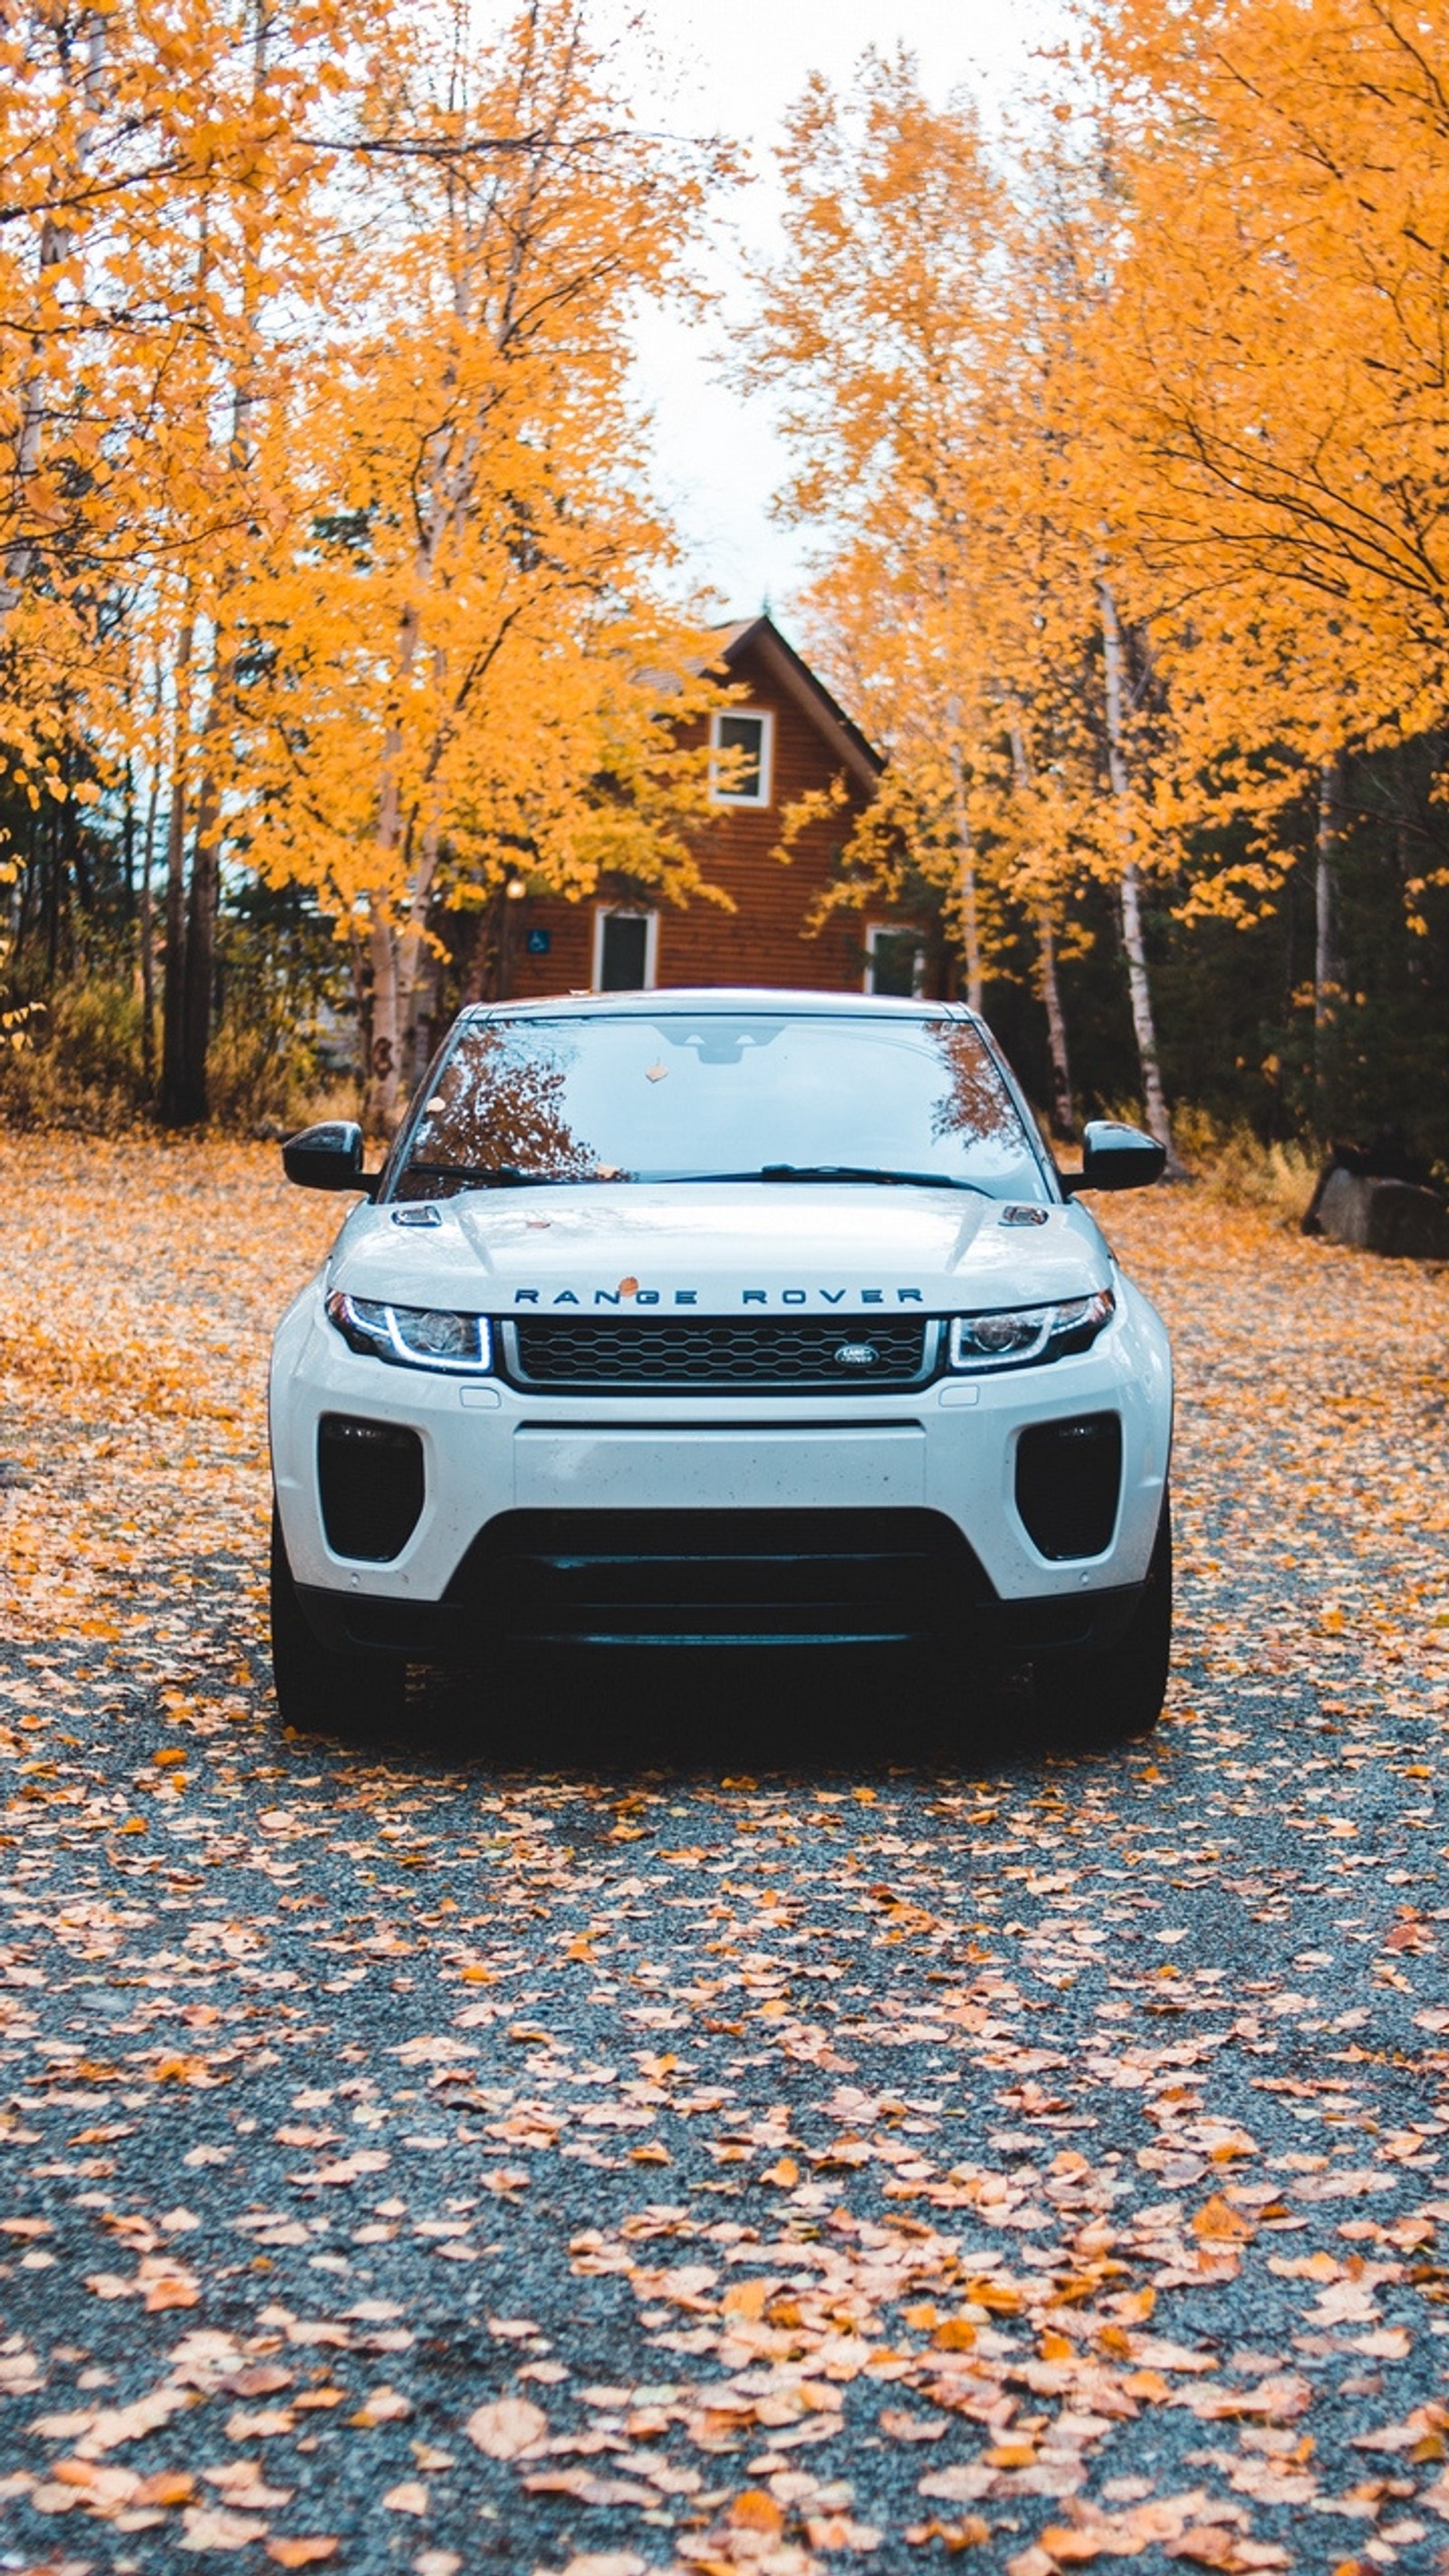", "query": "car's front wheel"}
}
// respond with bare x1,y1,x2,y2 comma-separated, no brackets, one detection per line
1036,1495,1172,1747
269,1505,407,1737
